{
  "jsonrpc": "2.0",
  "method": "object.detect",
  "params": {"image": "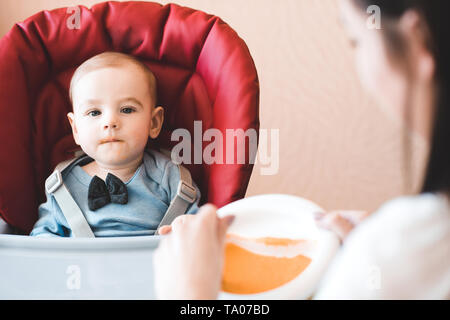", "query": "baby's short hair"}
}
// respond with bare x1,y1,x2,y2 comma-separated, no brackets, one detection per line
69,51,157,106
